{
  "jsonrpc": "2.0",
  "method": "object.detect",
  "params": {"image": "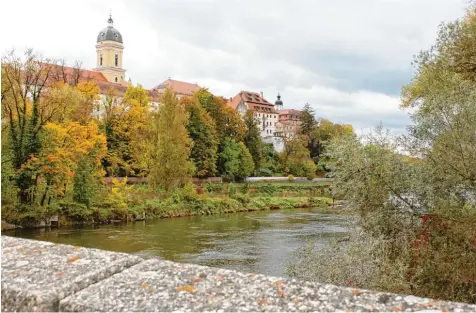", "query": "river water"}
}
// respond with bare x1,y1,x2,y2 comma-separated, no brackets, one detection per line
4,208,349,277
